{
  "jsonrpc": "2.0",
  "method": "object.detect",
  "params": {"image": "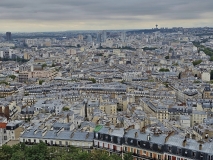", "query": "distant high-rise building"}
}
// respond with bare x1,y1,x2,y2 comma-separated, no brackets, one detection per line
102,30,107,42
121,32,126,42
87,35,92,42
97,32,102,44
6,32,12,41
